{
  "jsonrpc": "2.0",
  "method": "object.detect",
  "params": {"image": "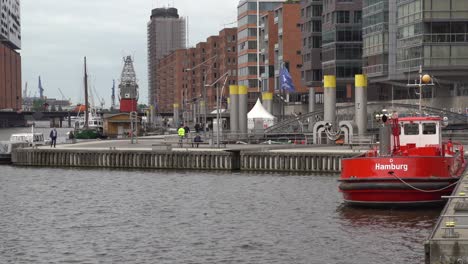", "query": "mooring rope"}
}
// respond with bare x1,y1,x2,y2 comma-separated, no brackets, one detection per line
390,172,460,193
